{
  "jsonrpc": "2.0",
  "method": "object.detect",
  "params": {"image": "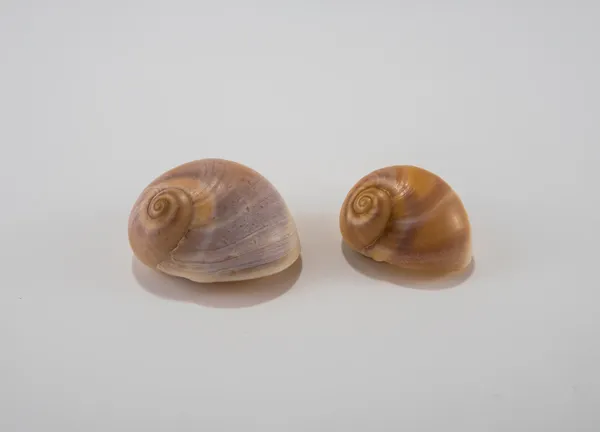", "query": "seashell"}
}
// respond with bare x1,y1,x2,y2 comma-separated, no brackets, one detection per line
128,159,301,283
339,165,472,274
